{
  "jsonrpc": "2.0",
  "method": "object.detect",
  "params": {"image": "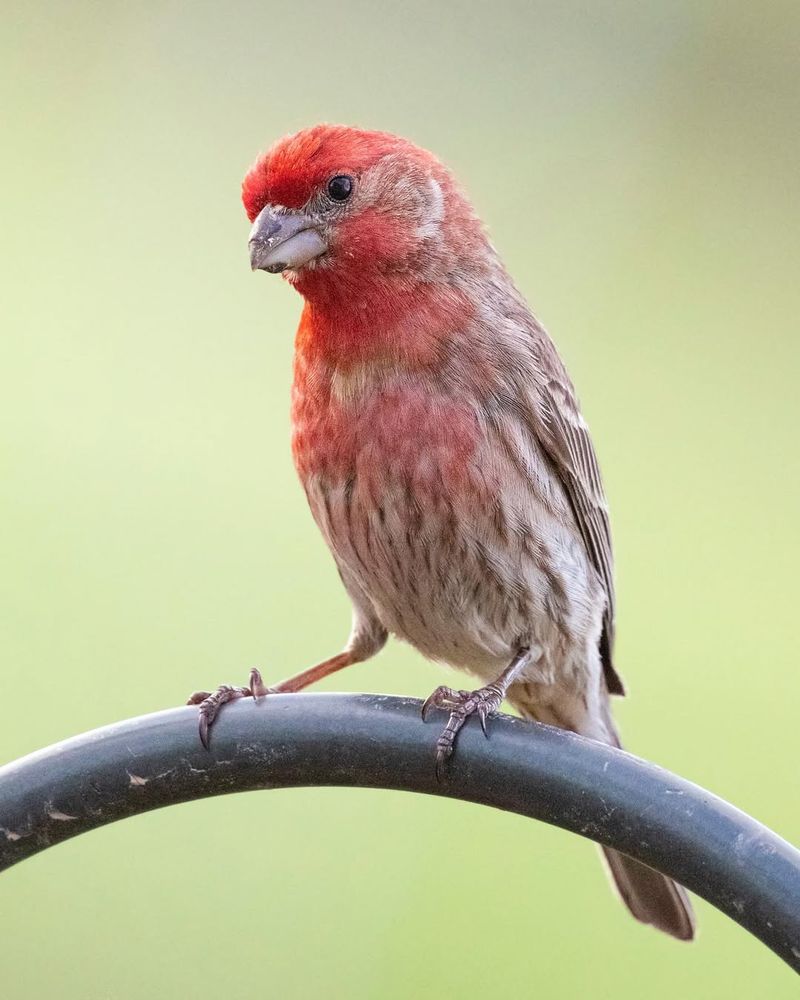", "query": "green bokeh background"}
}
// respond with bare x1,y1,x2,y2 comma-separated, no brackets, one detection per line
3,1,799,996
